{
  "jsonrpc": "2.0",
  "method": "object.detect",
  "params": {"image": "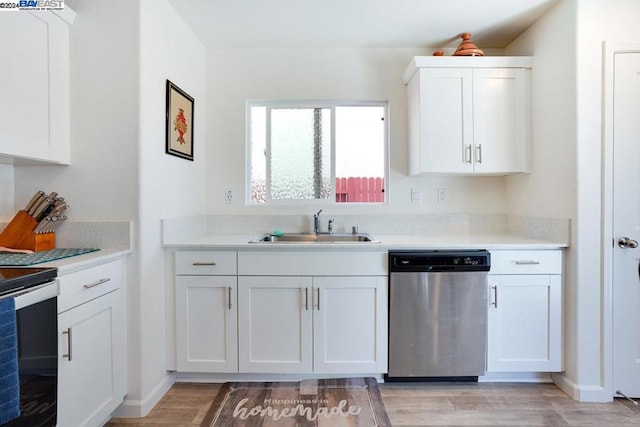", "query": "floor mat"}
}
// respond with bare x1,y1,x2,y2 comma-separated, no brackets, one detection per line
200,377,391,427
